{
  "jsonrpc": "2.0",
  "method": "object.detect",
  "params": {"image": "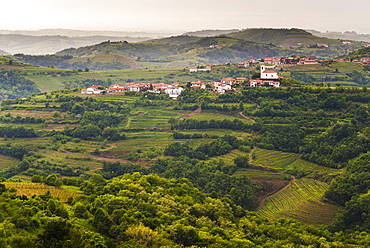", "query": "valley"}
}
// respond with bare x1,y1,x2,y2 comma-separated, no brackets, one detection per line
0,27,369,246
